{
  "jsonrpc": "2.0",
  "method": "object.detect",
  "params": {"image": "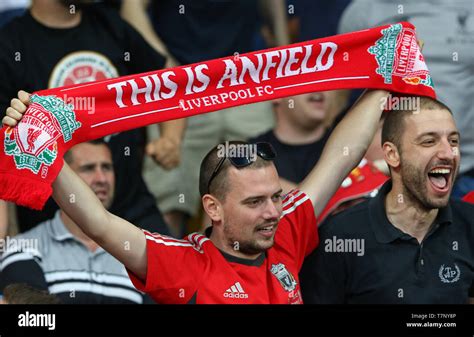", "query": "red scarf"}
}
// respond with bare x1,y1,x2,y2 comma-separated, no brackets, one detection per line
0,22,435,210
